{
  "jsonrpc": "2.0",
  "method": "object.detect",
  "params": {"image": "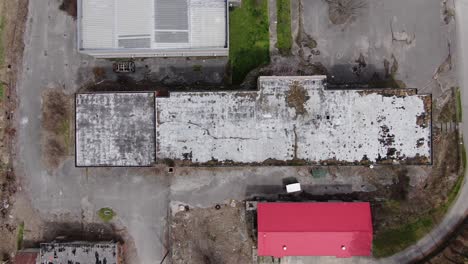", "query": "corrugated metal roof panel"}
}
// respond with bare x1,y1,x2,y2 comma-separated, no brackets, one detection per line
116,0,153,39
14,251,39,264
257,202,373,258
81,0,115,49
190,1,227,48
79,0,227,53
155,0,189,30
